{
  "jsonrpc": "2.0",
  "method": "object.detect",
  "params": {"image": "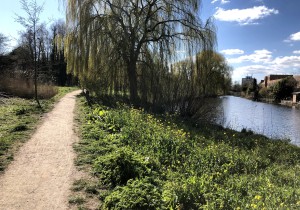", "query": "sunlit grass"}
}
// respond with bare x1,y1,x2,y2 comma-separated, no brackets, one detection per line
74,96,300,209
